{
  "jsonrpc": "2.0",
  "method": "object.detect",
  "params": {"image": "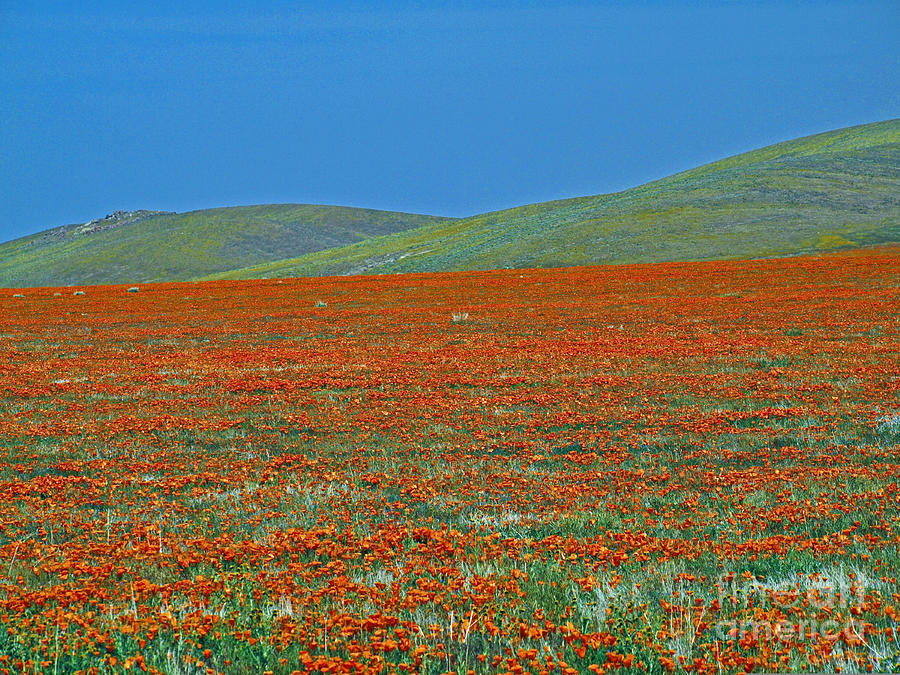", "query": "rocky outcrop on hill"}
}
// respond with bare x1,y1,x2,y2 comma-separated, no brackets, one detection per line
74,210,173,235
